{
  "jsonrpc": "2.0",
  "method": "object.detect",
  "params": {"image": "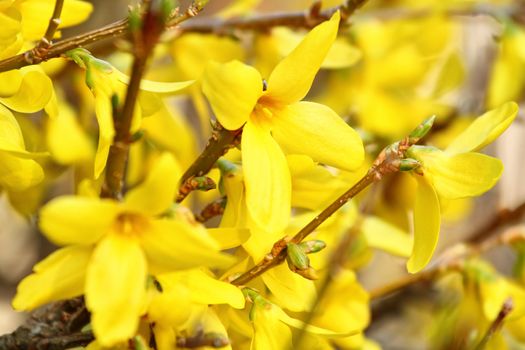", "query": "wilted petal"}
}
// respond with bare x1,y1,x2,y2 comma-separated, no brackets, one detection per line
265,12,340,104
446,102,518,154
86,234,147,347
124,153,181,215
242,117,290,233
272,101,364,171
40,196,119,246
12,245,91,310
407,175,441,273
142,219,235,271
202,60,262,130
